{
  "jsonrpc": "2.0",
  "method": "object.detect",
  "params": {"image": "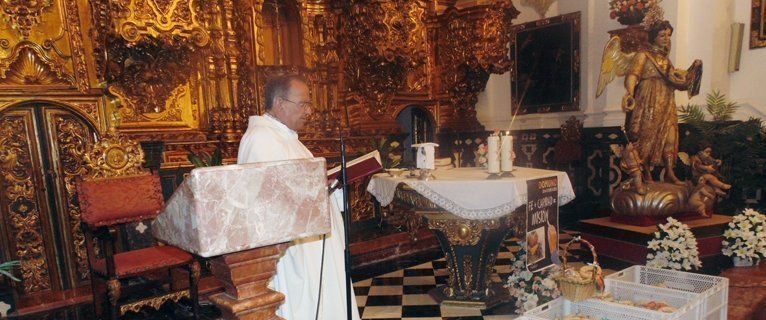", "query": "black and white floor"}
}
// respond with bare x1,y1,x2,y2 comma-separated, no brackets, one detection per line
351,233,627,320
